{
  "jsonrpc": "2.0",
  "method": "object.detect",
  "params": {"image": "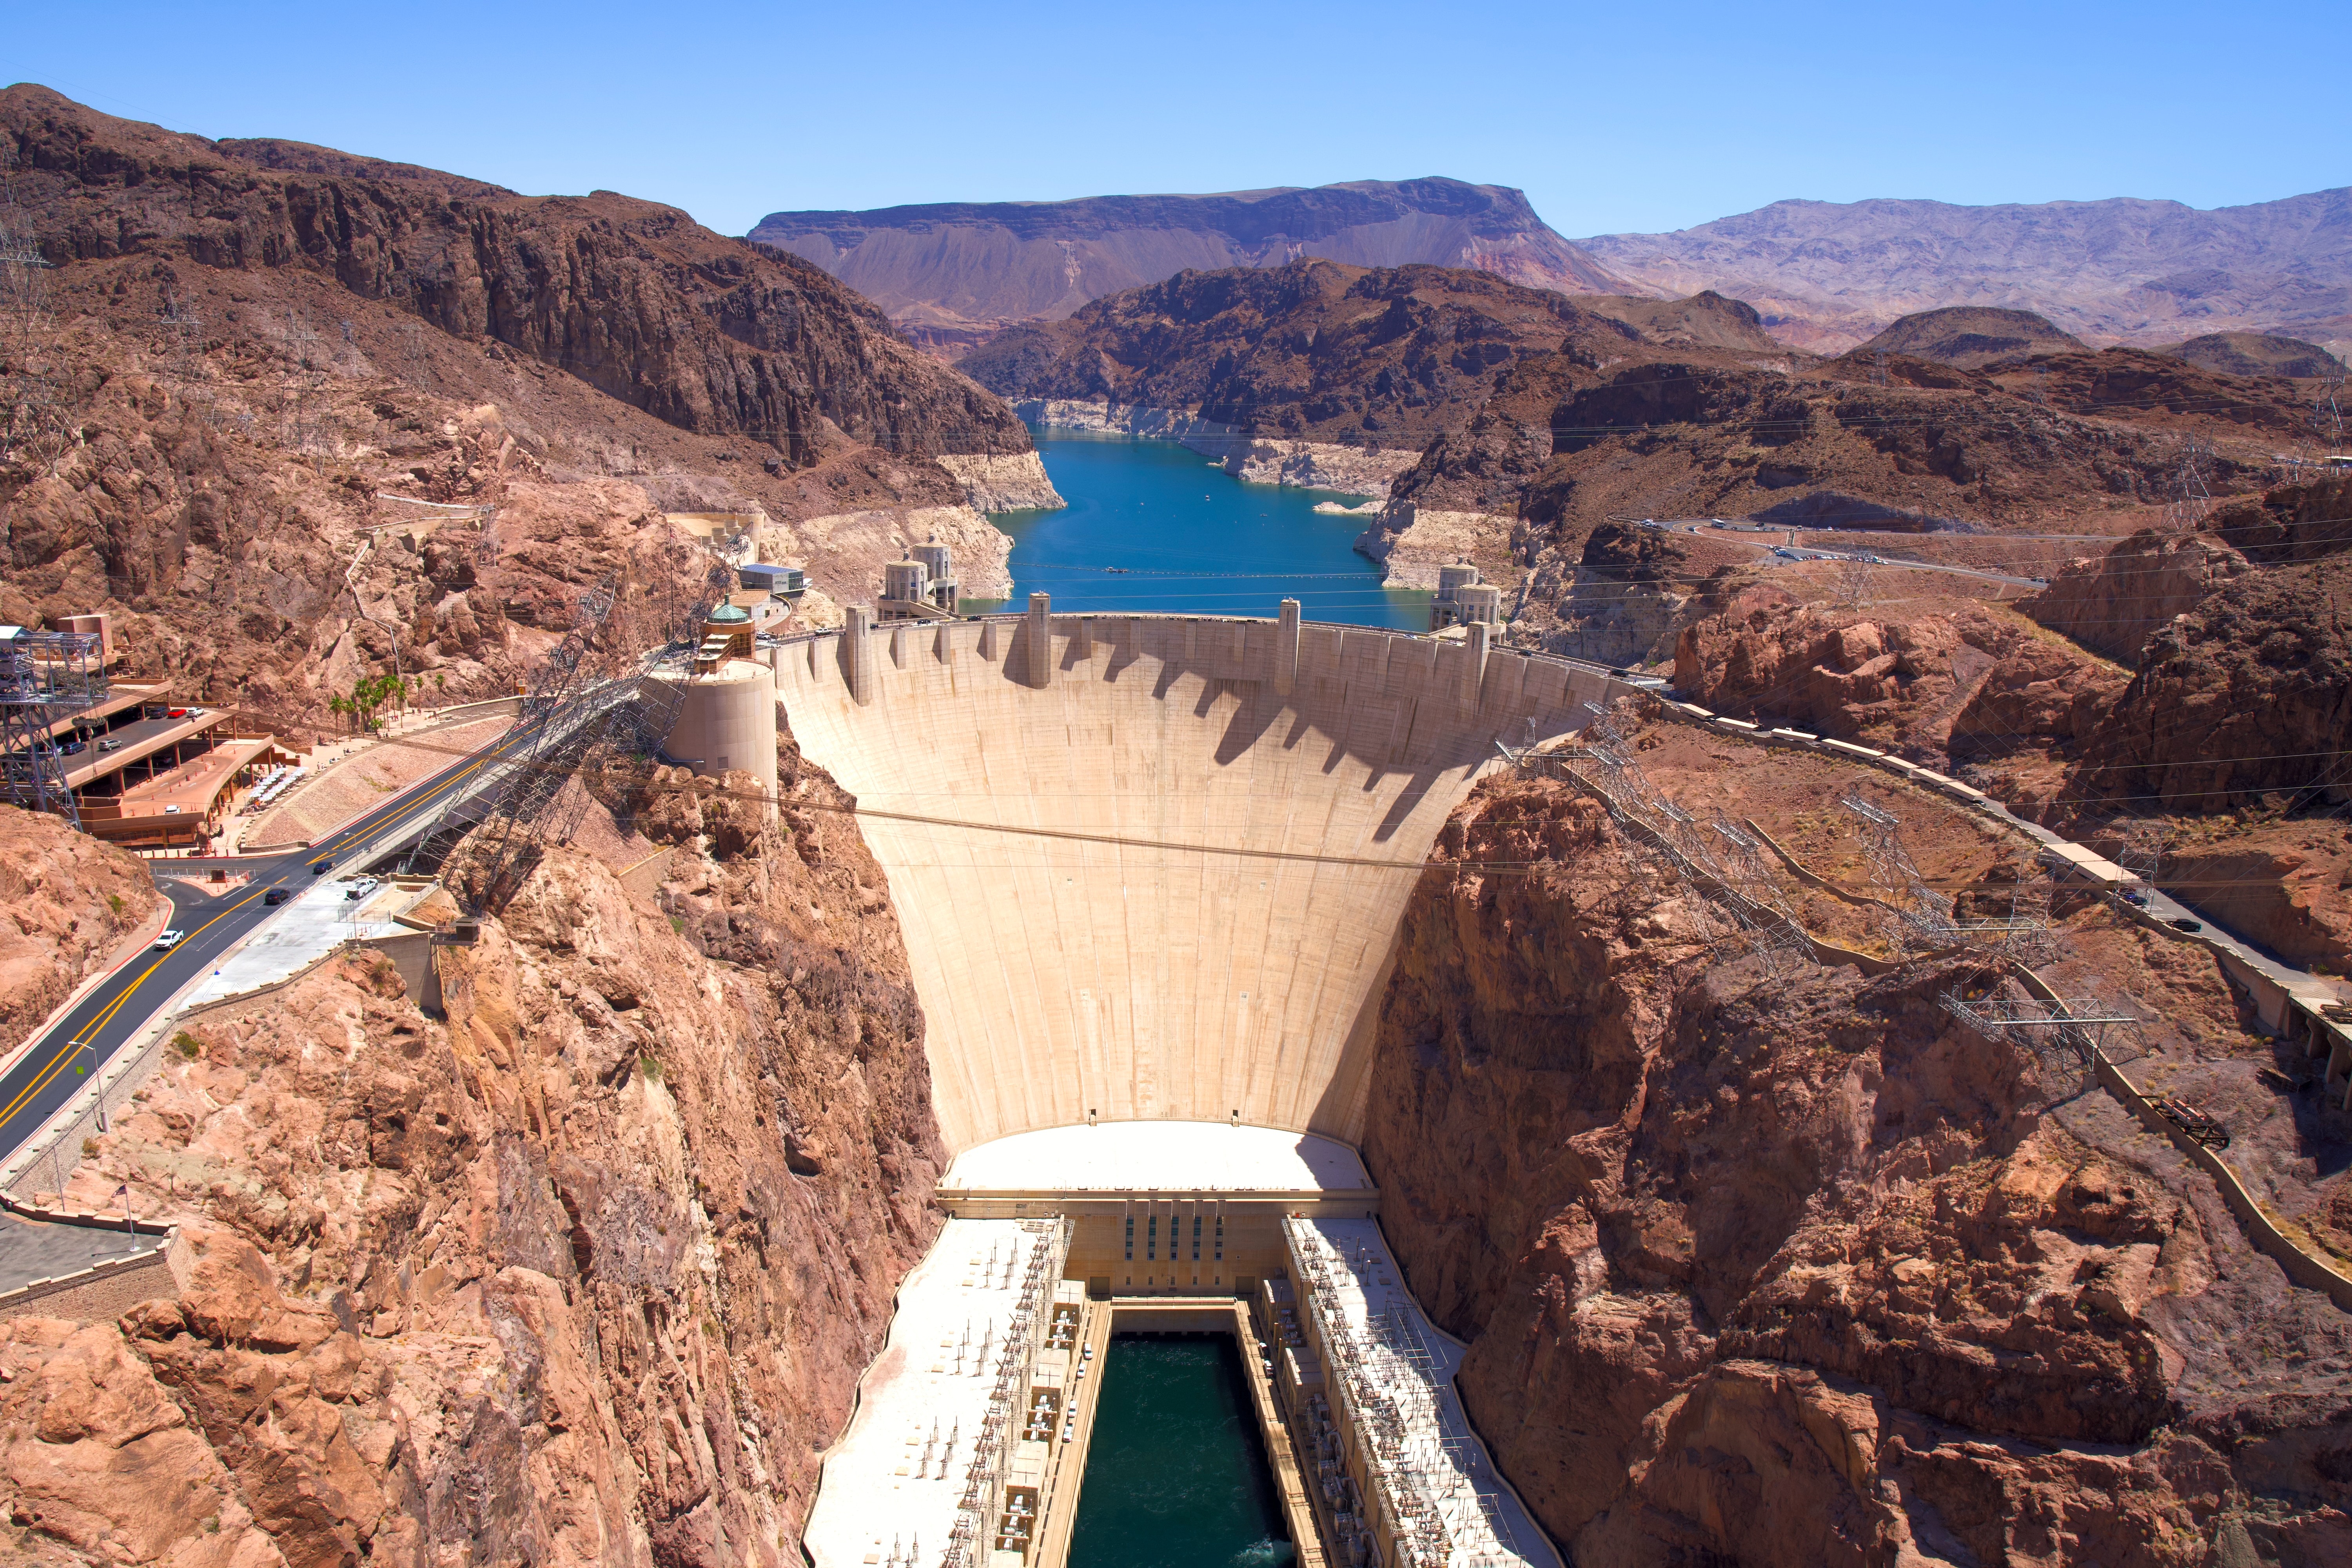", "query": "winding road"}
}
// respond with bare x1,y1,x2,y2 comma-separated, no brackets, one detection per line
0,724,519,1176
